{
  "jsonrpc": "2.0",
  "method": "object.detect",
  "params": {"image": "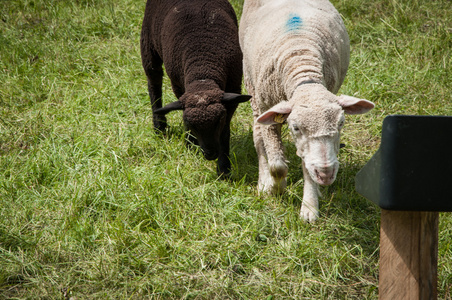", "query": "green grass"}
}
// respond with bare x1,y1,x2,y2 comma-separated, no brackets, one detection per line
0,0,451,298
